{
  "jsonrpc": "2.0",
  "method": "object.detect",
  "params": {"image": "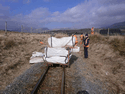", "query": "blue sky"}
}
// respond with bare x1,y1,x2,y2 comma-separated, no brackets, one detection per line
0,0,125,30
7,0,84,15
